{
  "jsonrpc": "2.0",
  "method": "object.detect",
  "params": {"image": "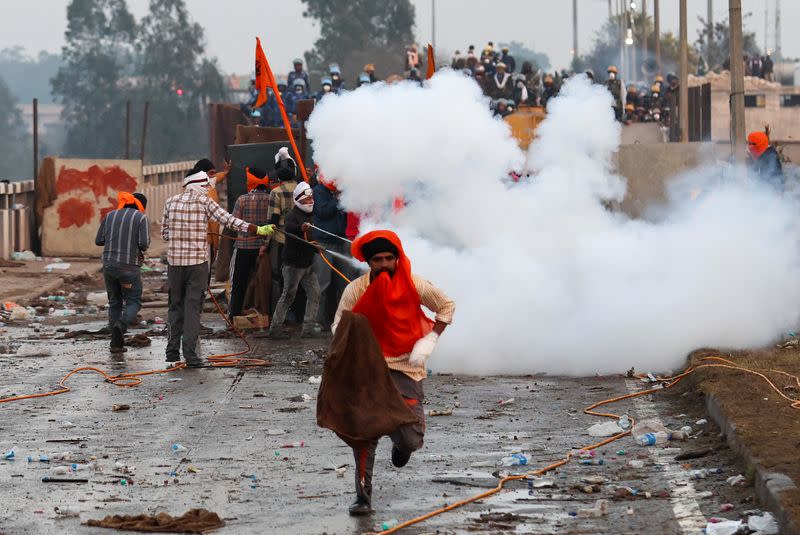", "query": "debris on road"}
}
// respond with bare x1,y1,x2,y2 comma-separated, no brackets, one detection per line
111,404,130,412
86,508,225,533
428,408,453,417
586,420,623,437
